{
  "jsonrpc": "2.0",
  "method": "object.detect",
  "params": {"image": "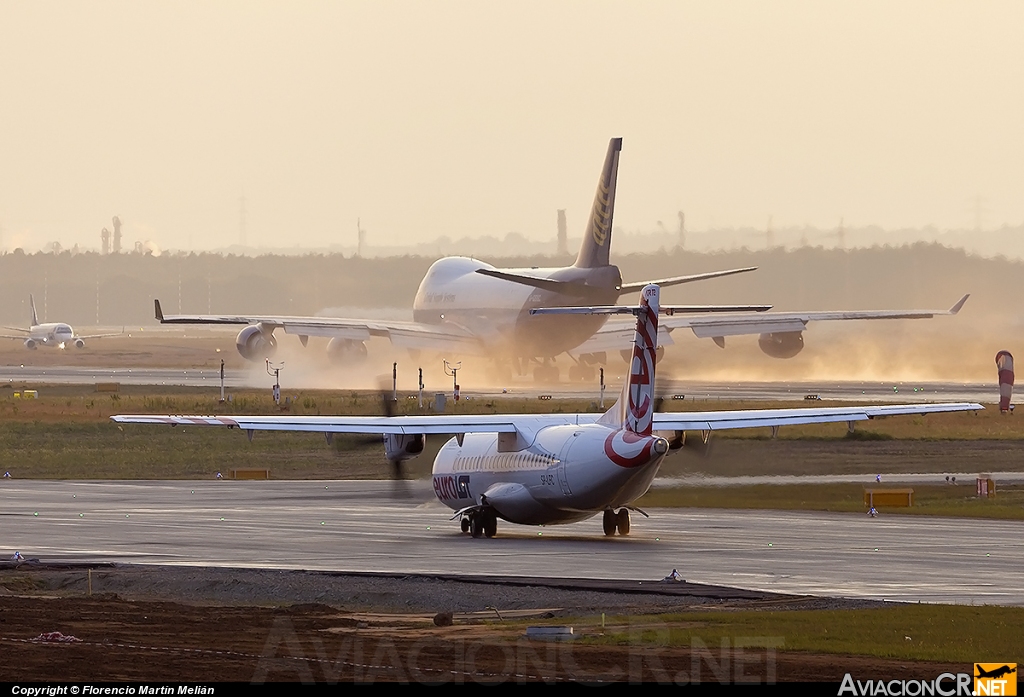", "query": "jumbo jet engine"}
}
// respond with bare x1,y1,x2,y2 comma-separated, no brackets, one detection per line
758,331,804,359
235,325,277,361
24,339,36,350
